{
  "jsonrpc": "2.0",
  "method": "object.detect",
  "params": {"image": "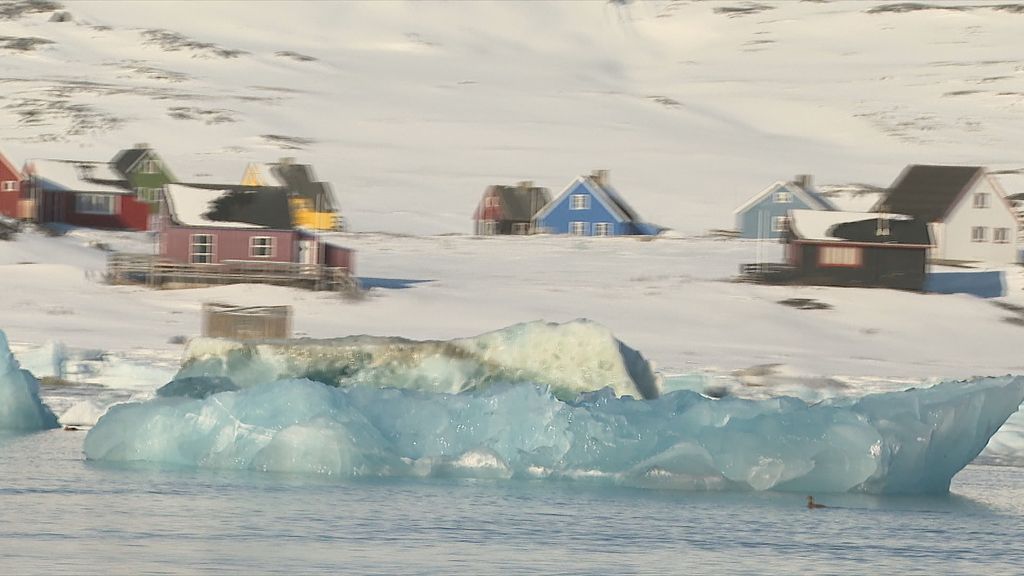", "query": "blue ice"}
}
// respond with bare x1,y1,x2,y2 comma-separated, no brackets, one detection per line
85,375,1024,494
0,331,60,431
